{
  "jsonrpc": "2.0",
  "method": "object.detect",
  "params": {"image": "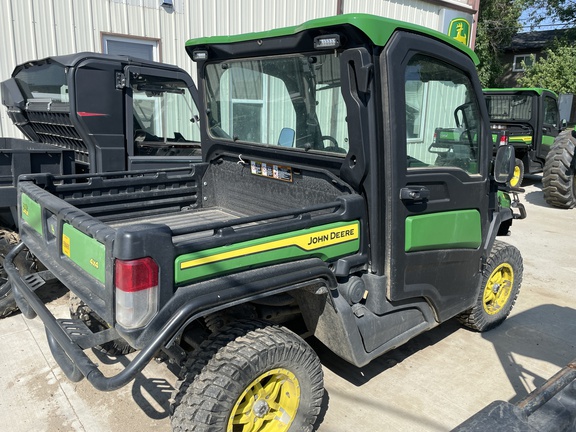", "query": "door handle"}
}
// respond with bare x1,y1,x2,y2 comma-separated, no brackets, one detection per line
400,186,430,202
